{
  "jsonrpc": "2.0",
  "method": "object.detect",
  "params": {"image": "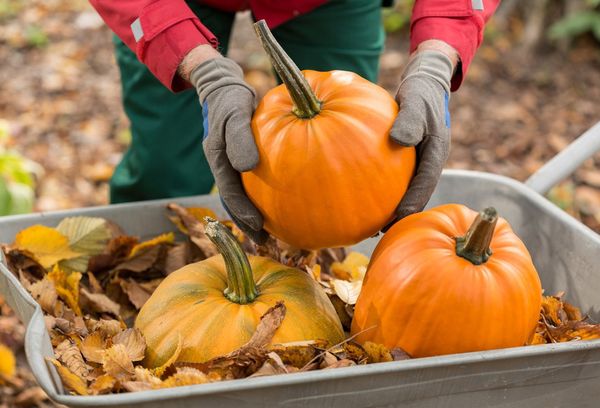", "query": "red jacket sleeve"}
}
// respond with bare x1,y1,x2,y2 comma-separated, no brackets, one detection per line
410,0,500,91
89,0,219,92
